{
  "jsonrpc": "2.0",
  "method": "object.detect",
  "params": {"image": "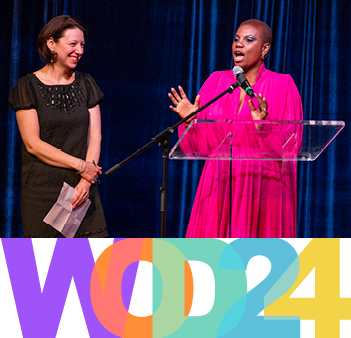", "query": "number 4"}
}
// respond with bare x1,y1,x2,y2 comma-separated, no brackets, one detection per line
265,239,351,338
